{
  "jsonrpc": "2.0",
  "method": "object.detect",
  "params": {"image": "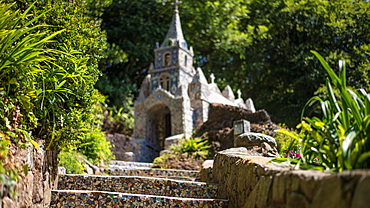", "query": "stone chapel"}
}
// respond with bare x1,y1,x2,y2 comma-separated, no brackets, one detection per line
133,4,255,162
